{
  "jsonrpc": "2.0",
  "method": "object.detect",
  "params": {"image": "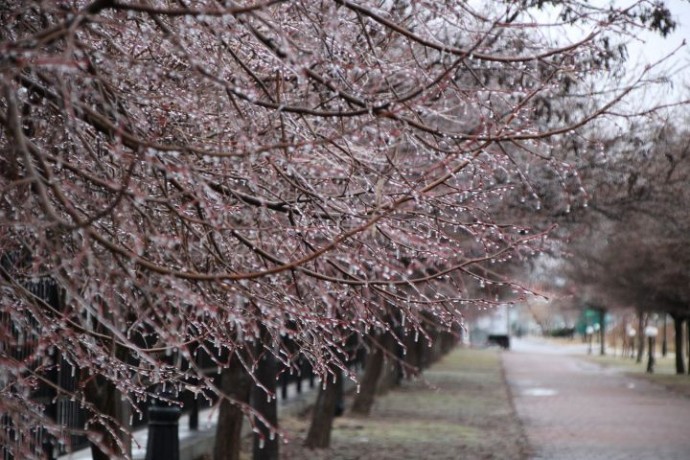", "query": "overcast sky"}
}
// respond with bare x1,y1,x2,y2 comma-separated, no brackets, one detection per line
629,0,690,68
619,0,690,109
518,0,690,110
